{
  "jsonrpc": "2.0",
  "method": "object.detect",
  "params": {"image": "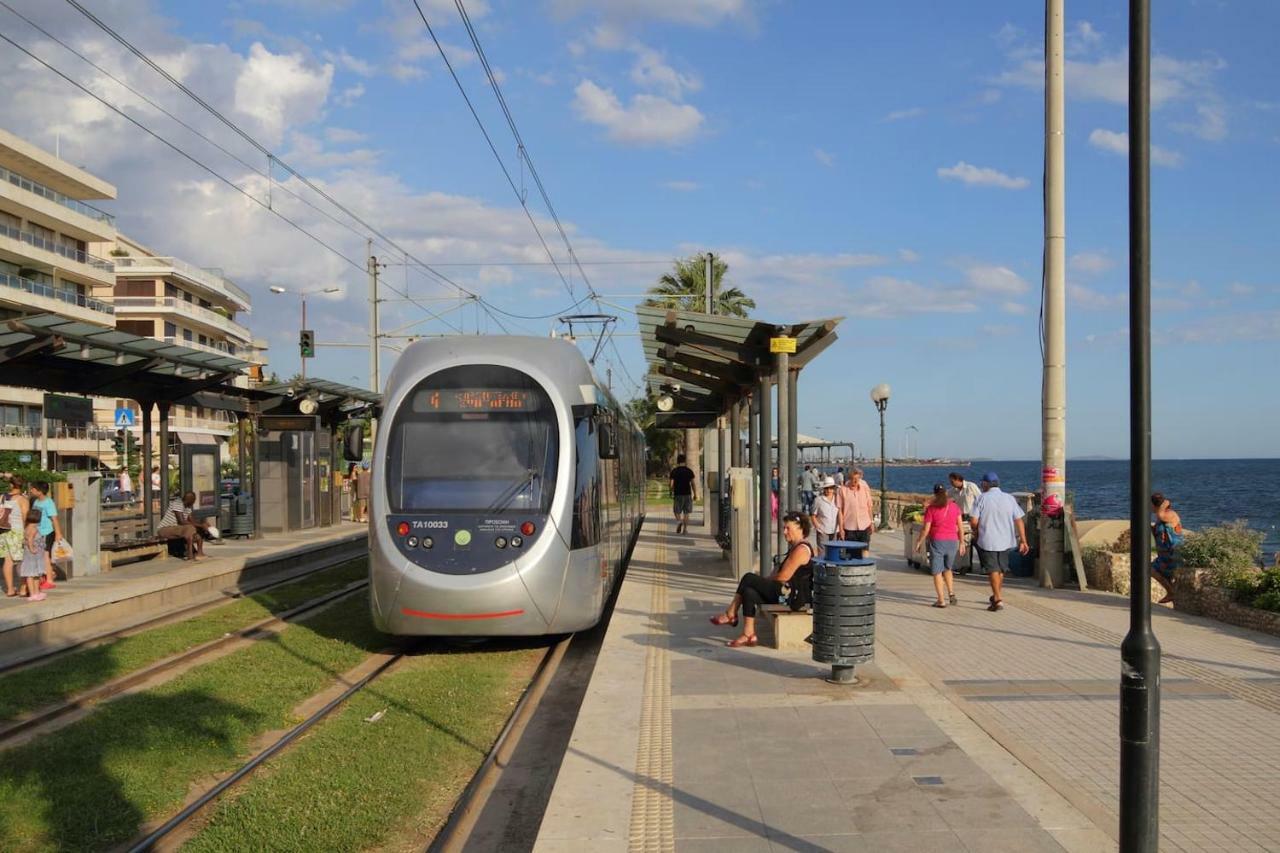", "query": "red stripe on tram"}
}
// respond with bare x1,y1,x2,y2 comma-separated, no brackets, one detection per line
400,607,525,620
